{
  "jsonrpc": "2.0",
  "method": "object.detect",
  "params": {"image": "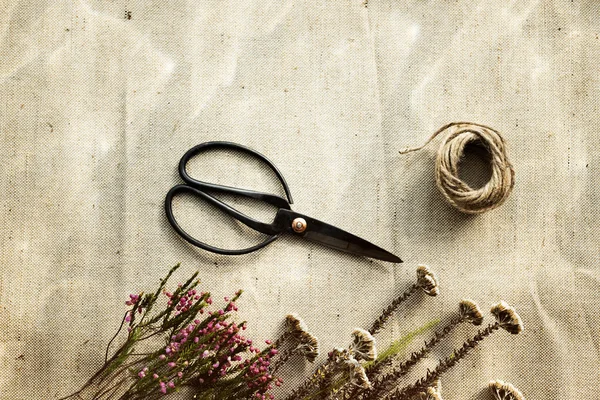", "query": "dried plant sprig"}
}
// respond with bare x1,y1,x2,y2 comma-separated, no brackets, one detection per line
369,265,440,335
388,301,523,400
369,284,418,335
489,379,525,400
416,265,439,296
59,265,282,400
362,300,480,398
351,328,377,362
